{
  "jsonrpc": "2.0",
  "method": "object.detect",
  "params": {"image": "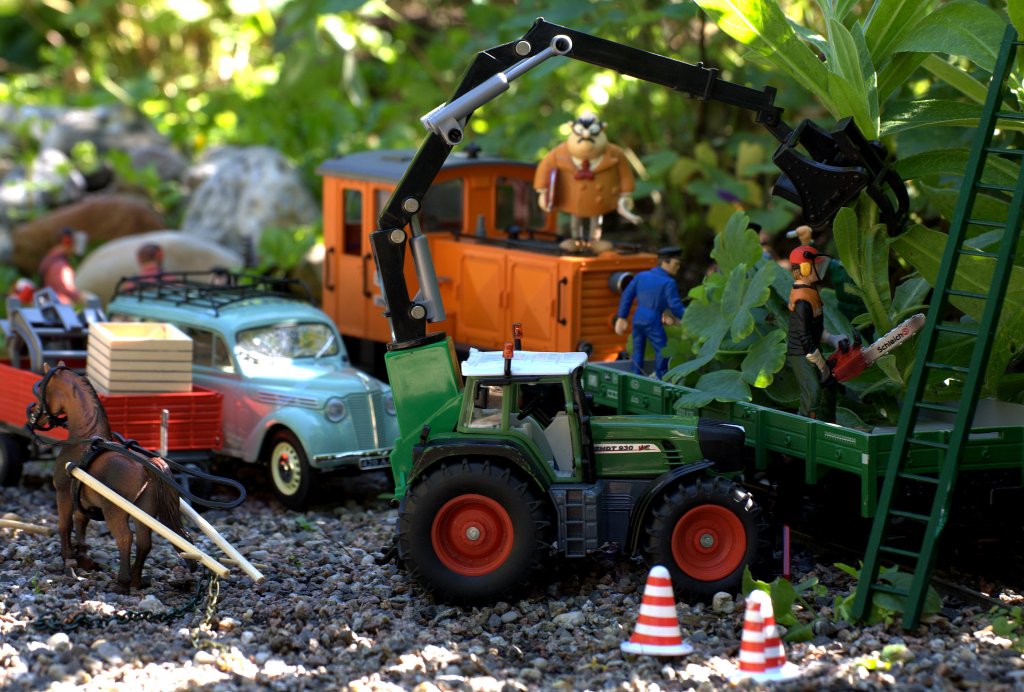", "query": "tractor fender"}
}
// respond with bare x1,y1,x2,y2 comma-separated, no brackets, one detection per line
624,459,716,555
411,439,549,491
